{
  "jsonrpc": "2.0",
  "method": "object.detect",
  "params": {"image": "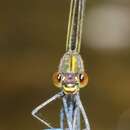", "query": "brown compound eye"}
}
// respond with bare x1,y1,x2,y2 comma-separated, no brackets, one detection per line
79,72,88,88
52,72,62,88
